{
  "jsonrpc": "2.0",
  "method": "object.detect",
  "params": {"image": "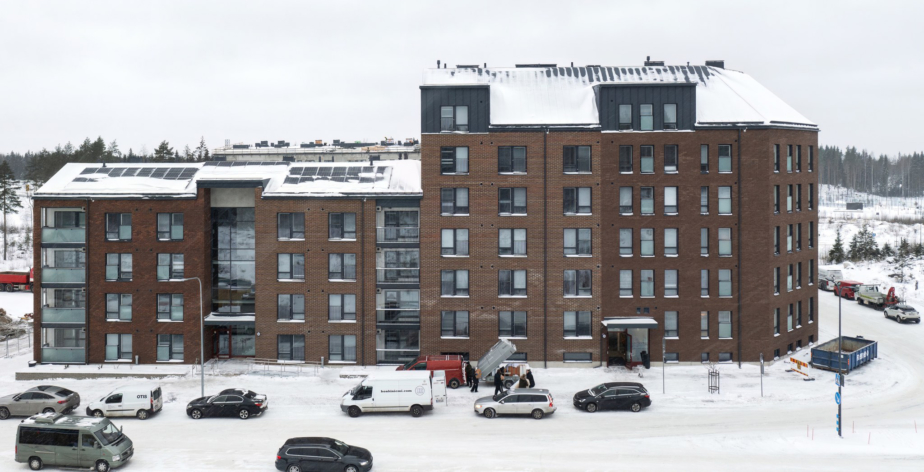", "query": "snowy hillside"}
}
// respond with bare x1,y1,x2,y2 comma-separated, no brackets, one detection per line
0,181,32,272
